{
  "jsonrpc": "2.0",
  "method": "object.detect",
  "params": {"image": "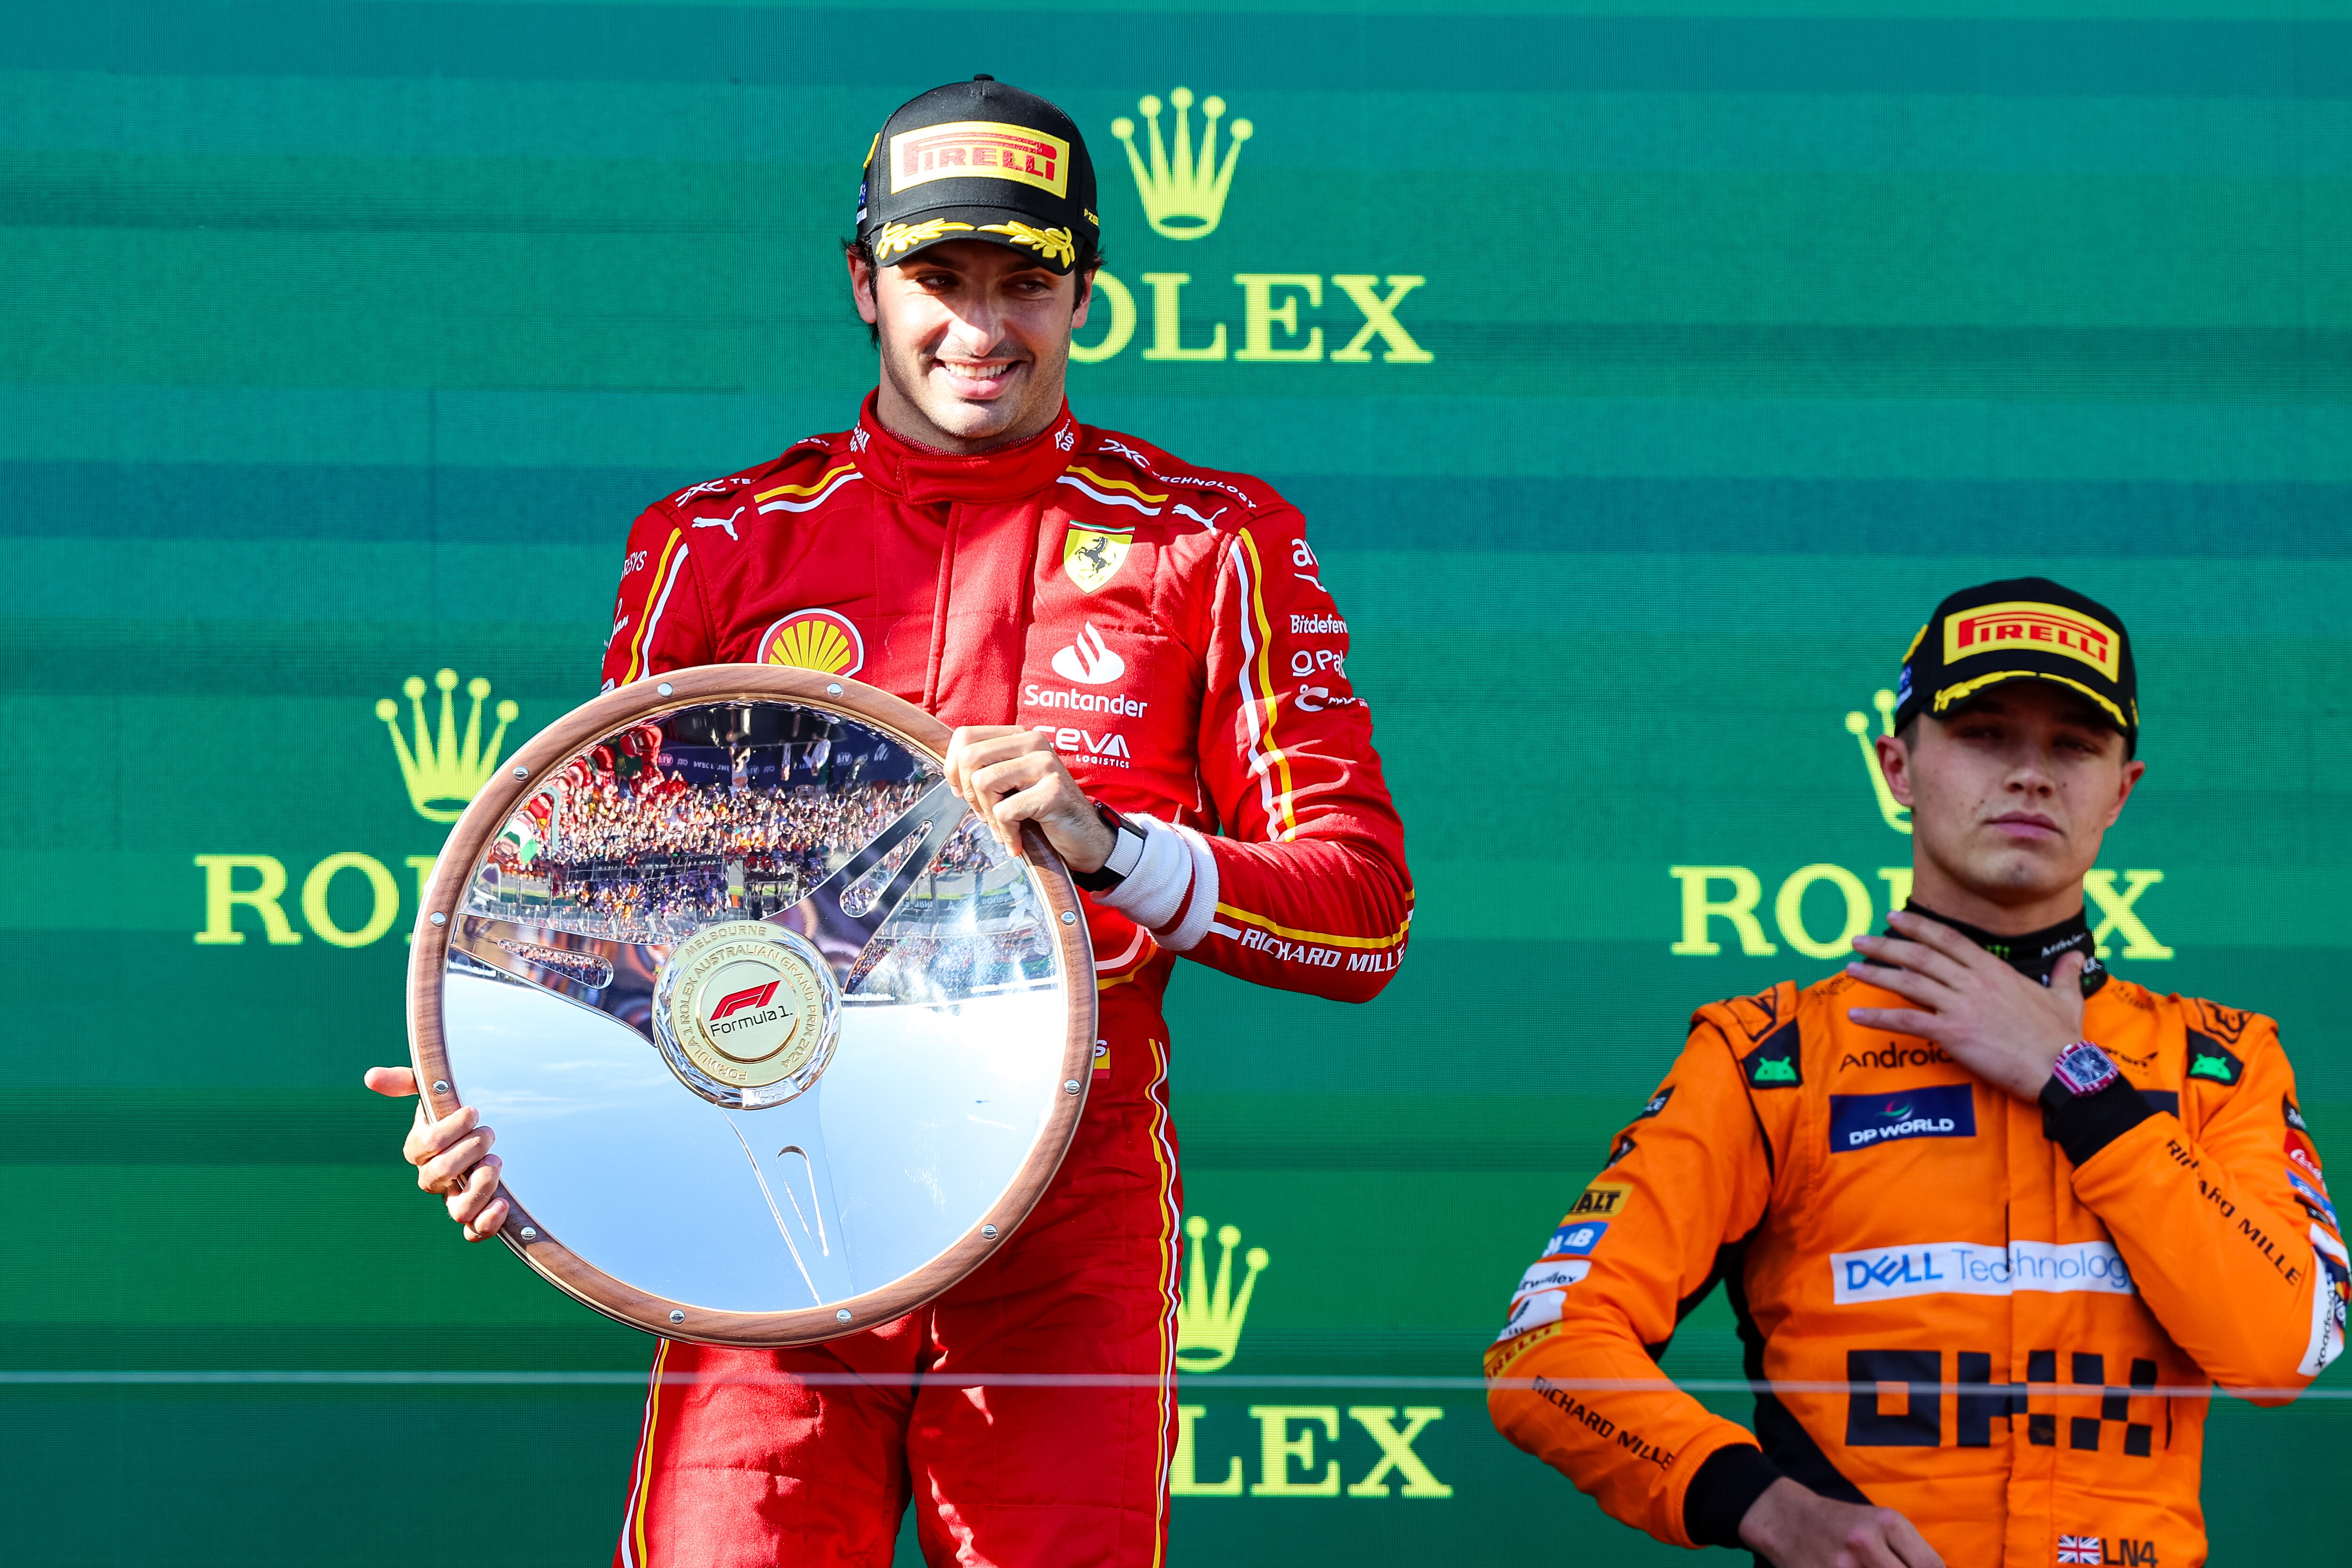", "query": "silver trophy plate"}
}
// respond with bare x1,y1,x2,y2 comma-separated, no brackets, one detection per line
405,667,1095,1345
